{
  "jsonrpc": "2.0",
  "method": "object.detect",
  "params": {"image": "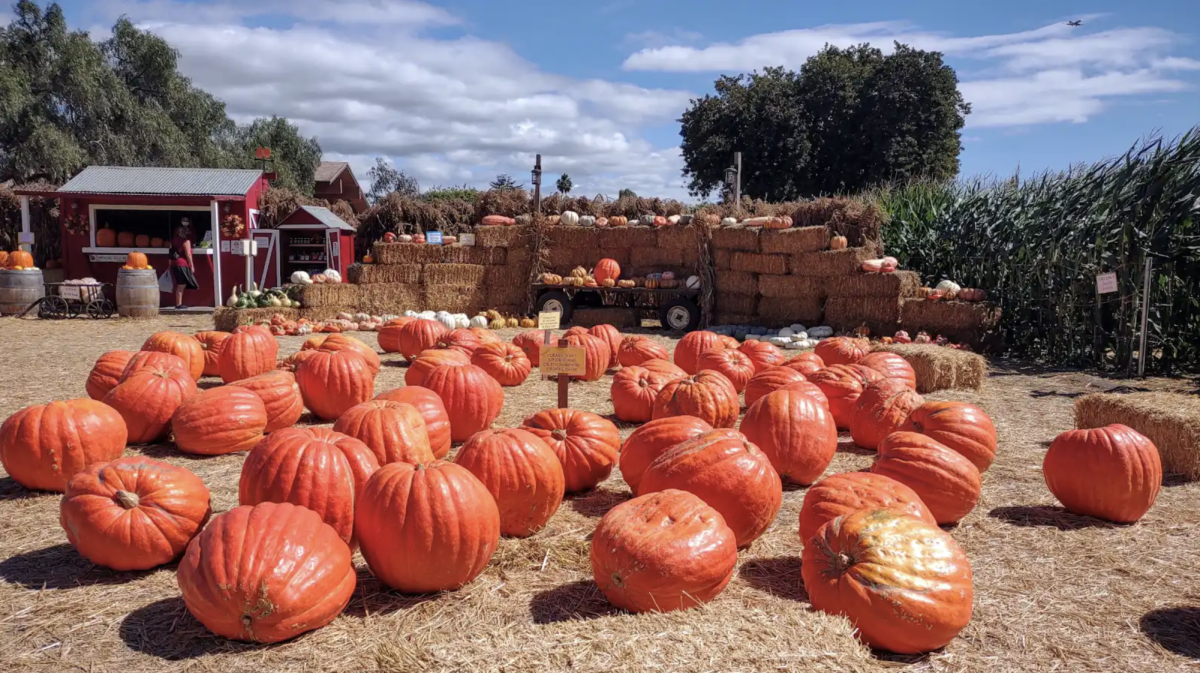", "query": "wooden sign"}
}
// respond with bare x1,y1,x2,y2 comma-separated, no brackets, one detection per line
540,345,586,377
538,312,561,330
